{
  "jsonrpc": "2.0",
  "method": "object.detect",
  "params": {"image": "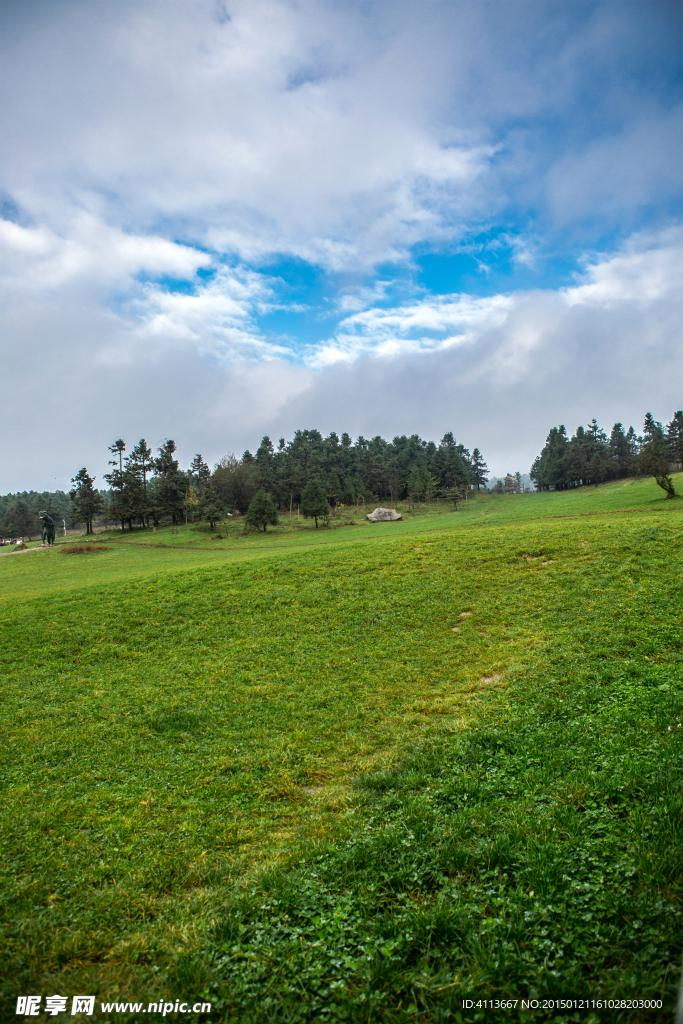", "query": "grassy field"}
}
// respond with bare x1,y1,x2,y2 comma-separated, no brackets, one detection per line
1,477,682,1022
